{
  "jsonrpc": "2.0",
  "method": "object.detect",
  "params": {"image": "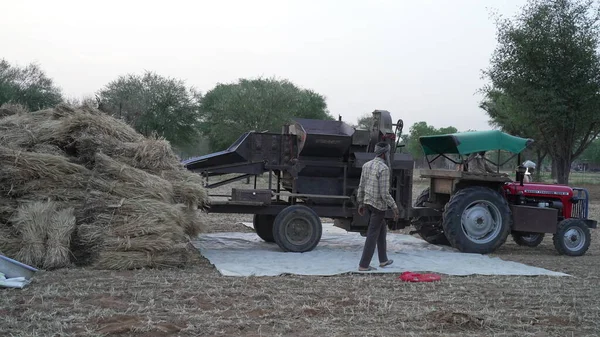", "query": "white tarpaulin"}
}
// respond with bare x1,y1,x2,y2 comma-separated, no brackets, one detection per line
0,254,37,288
192,223,569,277
0,273,31,289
